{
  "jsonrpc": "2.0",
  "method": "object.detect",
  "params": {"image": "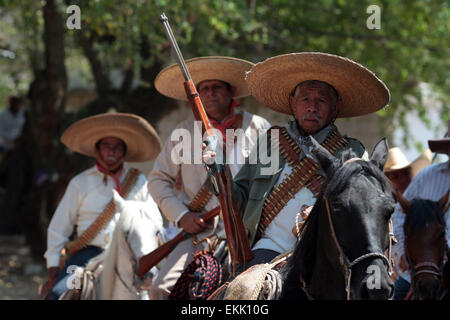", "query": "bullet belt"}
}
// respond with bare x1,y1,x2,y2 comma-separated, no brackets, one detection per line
257,127,349,237
187,183,214,212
